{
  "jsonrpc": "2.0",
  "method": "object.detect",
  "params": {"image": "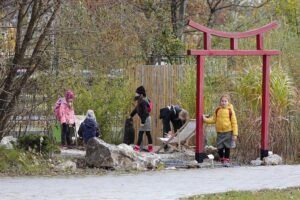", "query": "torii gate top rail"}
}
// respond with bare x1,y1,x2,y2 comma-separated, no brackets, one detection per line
188,20,279,39
187,20,280,55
